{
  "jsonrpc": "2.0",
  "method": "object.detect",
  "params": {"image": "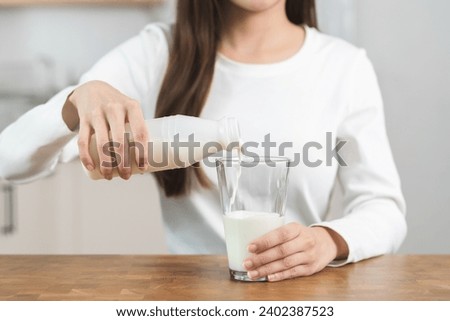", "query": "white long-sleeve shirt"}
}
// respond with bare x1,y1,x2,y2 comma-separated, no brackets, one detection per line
0,23,406,265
